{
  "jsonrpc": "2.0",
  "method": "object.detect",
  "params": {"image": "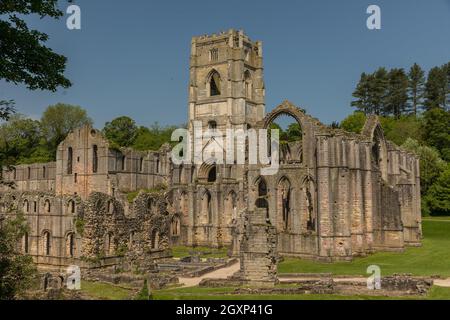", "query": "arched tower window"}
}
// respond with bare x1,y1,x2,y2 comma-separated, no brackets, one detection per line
208,70,221,96
67,147,73,174
207,166,217,182
42,166,46,178
92,145,98,173
27,167,31,180
139,157,144,172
